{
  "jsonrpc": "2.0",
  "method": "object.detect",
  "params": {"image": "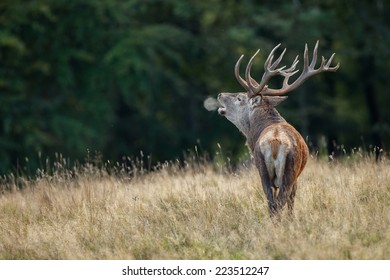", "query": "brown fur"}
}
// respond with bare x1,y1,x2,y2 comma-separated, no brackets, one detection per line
270,139,280,160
